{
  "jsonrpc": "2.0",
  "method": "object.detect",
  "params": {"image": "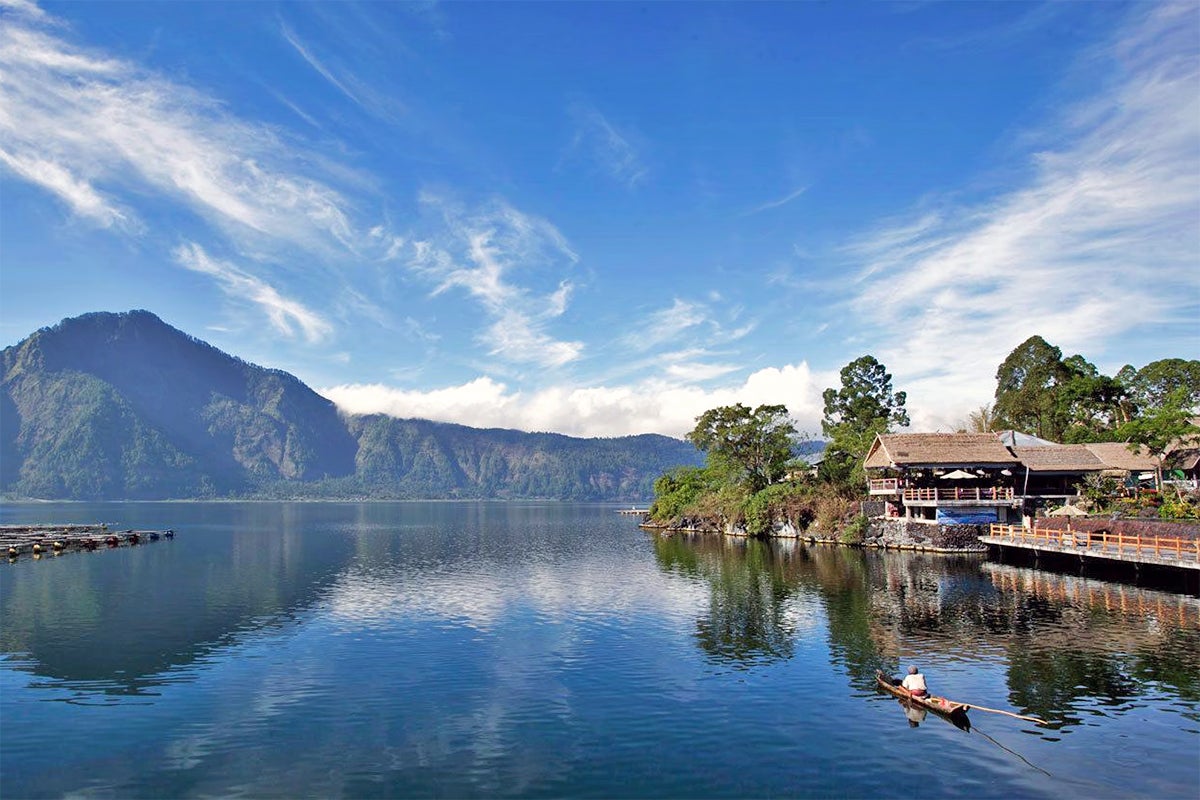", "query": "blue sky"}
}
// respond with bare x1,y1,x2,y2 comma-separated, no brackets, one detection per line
1,0,1197,438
